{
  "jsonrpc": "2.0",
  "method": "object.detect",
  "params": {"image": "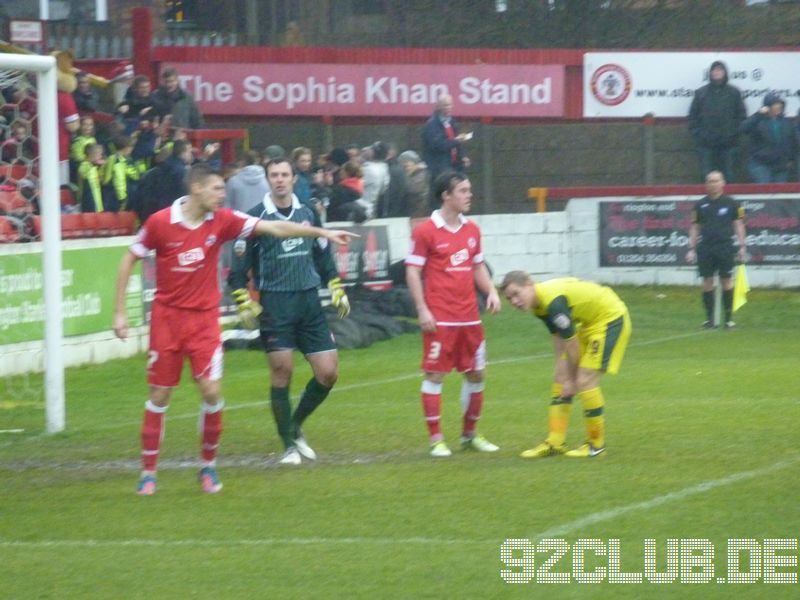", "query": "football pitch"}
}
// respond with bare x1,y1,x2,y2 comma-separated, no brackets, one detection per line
2,285,799,598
